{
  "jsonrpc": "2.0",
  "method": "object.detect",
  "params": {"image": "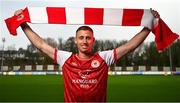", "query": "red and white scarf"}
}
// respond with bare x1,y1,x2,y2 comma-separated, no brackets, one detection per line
5,7,179,52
